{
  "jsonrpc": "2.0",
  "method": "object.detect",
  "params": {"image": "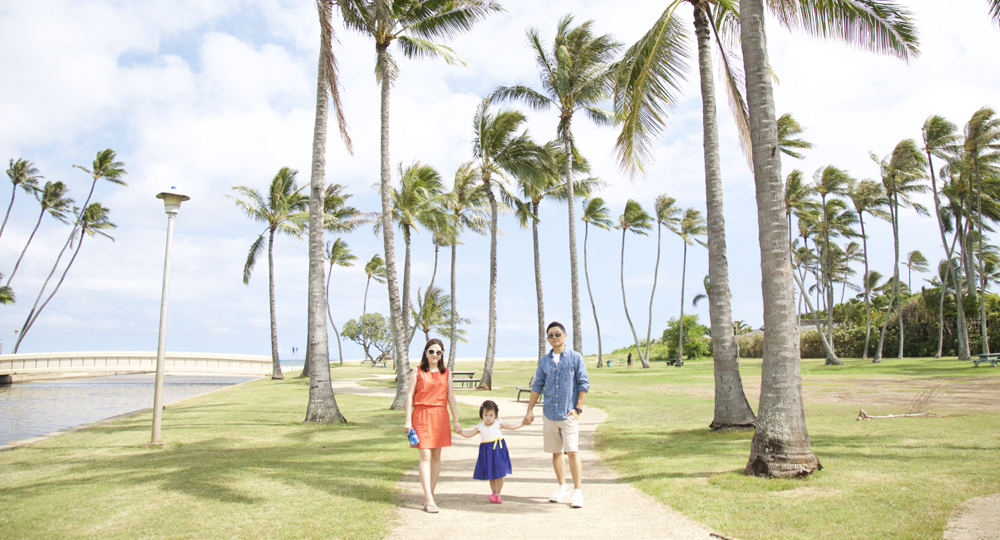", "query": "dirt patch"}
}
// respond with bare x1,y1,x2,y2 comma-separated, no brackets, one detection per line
944,494,1000,540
